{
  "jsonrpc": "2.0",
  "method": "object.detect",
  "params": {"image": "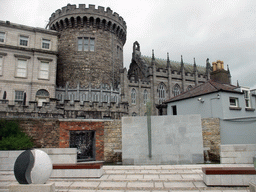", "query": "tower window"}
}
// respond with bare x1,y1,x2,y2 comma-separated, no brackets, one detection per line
78,37,95,52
